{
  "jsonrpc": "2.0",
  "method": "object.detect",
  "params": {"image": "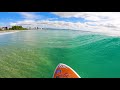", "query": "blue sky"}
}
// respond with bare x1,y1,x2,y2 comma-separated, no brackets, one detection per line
1,12,120,36
0,12,86,26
